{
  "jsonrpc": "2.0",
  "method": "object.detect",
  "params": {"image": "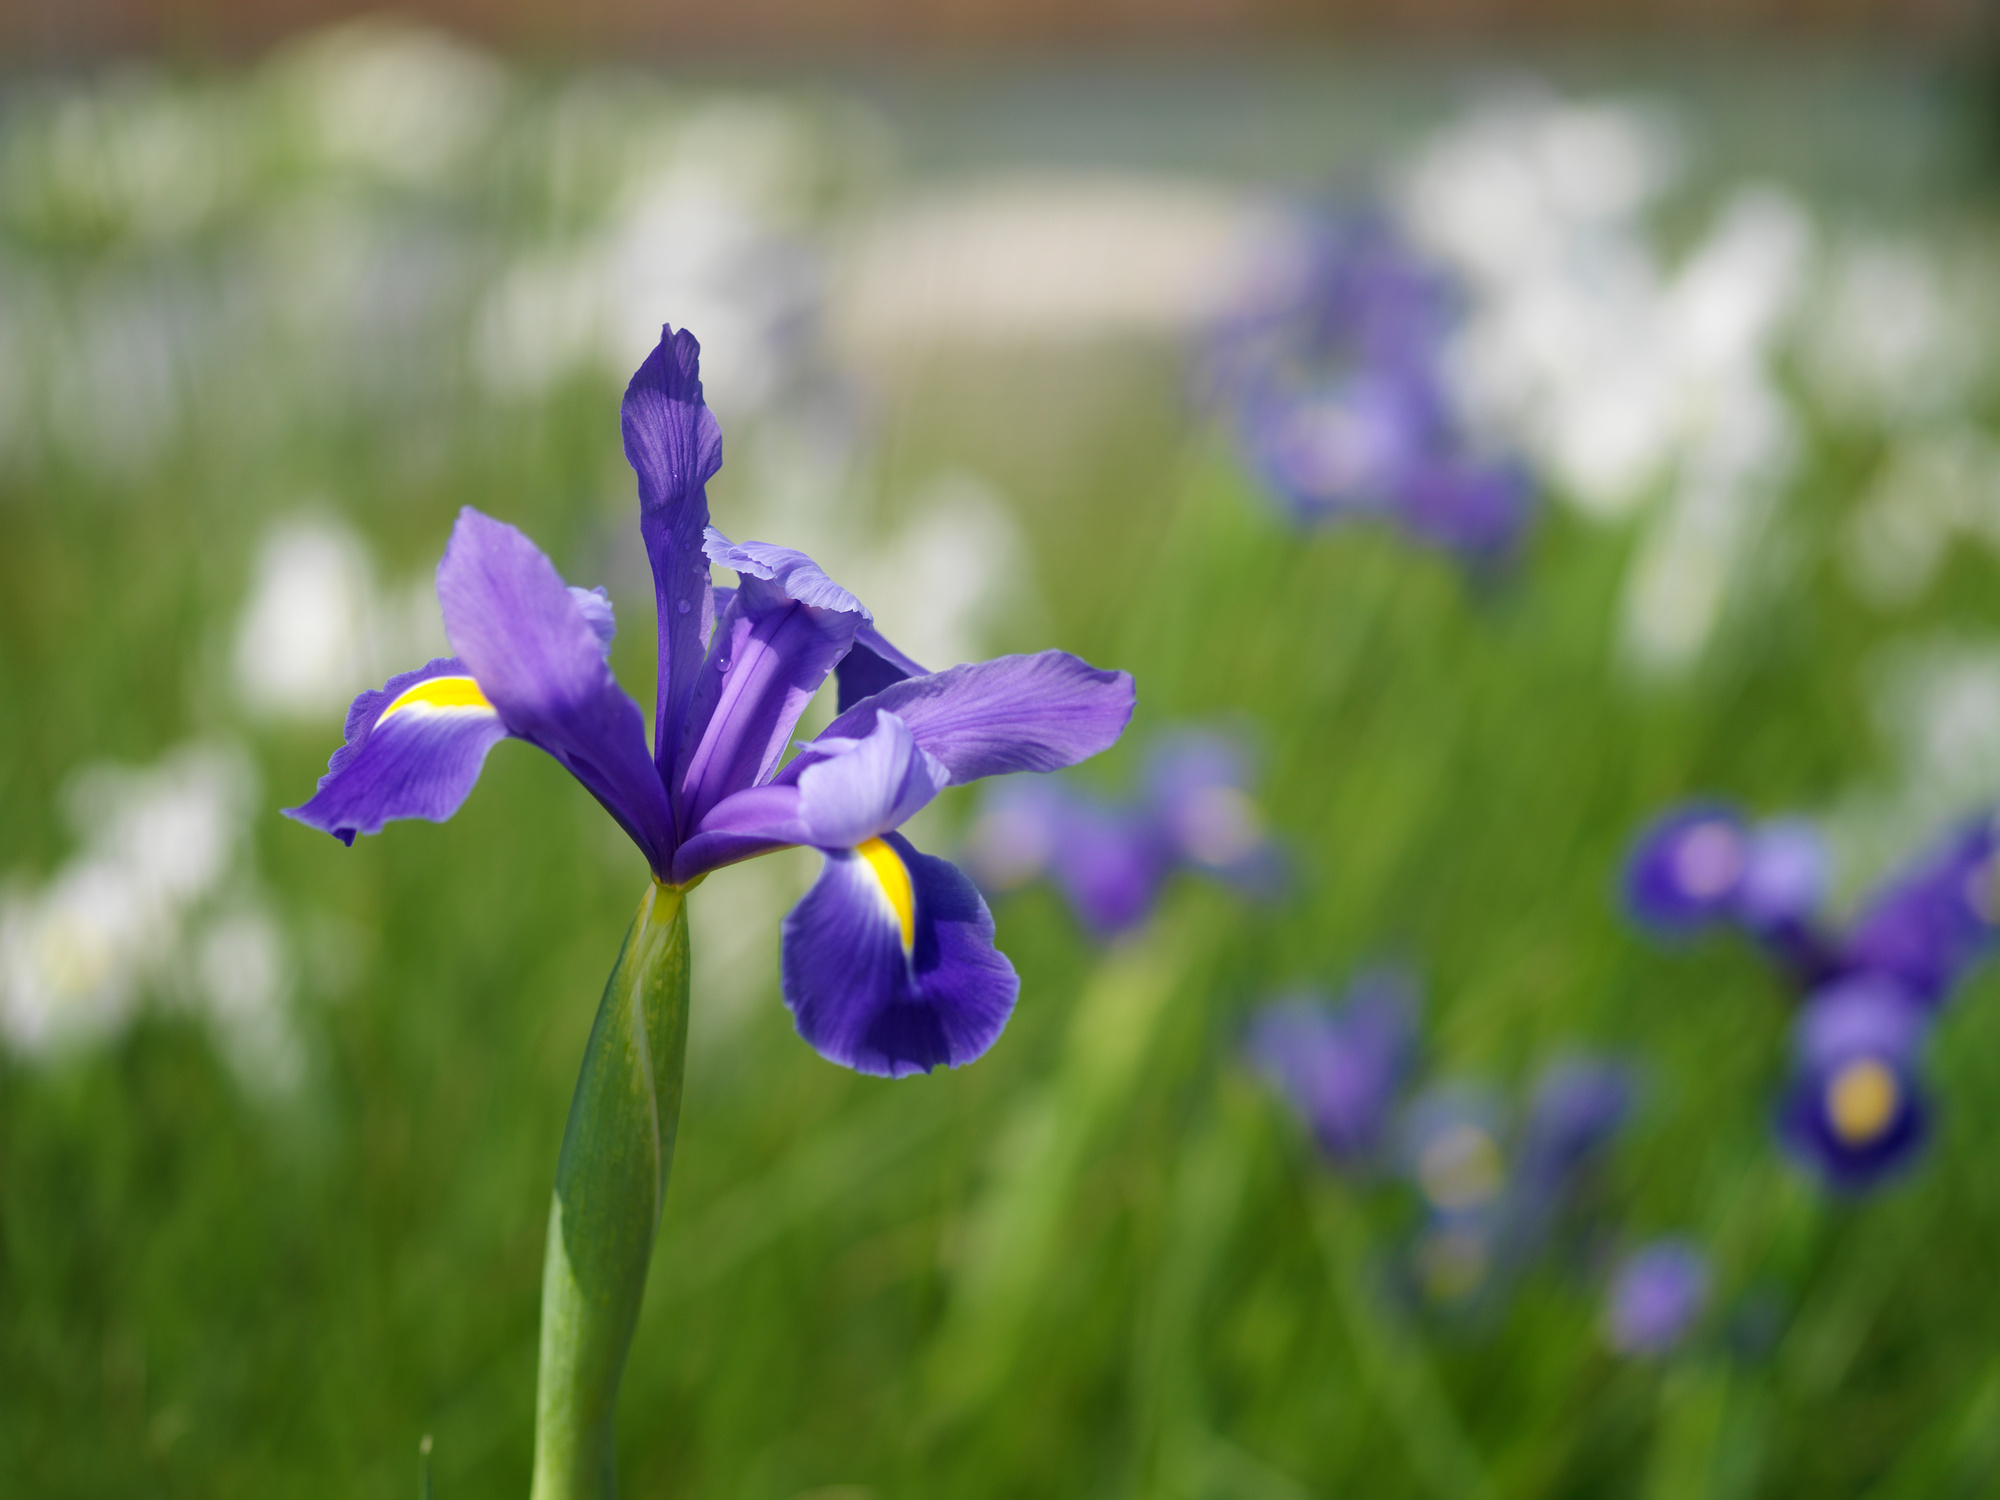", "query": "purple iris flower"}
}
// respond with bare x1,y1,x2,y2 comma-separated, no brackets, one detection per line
1623,802,1755,935
1839,813,2000,1008
962,725,1280,939
1246,968,1419,1167
1777,975,1931,1192
285,327,1135,1078
1208,210,1533,561
1605,1239,1709,1357
1399,1084,1509,1219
